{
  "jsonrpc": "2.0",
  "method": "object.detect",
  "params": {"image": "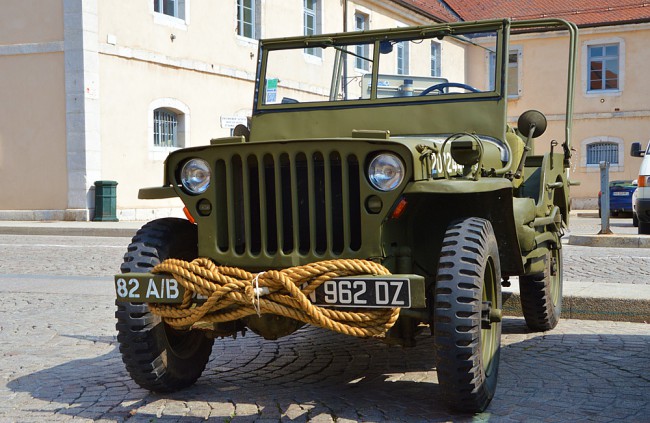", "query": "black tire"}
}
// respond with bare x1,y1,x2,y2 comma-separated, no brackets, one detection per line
434,218,502,413
519,237,563,331
633,212,639,227
640,221,650,235
115,218,214,392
